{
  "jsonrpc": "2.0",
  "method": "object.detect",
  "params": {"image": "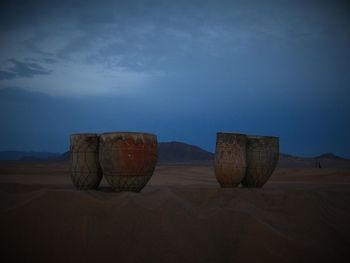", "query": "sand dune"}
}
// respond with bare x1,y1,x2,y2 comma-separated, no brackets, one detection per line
0,162,350,262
